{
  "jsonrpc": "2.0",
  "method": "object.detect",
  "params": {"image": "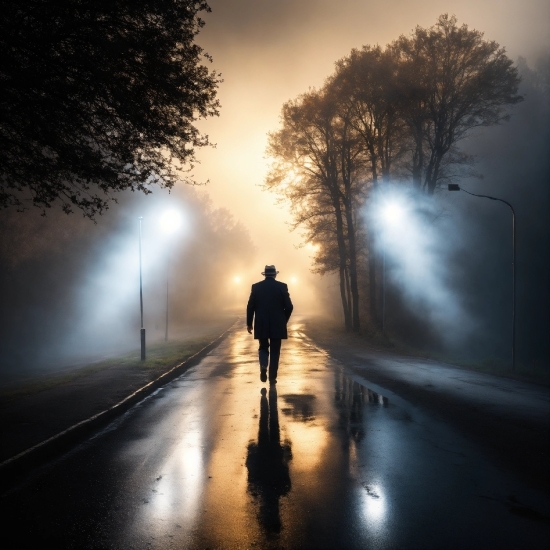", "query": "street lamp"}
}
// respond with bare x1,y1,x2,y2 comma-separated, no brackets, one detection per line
380,202,404,334
139,216,146,360
448,183,516,370
159,209,183,342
